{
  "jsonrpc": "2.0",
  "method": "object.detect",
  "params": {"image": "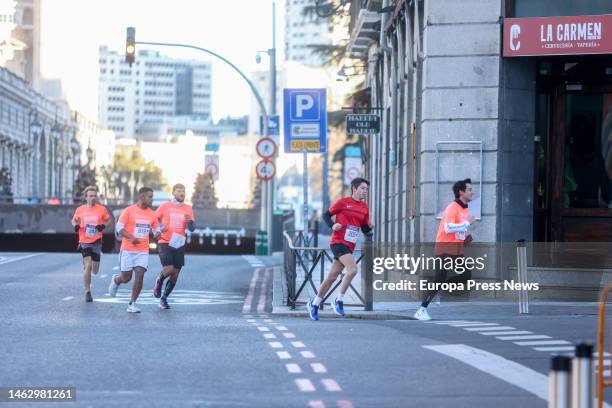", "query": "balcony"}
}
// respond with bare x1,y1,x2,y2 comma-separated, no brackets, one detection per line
347,0,382,59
